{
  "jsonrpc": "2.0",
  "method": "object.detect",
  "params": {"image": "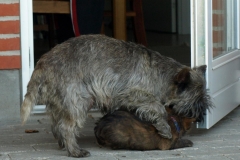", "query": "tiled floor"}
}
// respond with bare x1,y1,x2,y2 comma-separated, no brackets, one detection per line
0,106,240,159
